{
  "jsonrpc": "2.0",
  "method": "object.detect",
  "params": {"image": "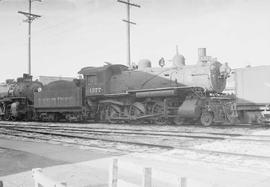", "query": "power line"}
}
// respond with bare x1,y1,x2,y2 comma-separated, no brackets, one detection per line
18,0,42,76
117,0,140,68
